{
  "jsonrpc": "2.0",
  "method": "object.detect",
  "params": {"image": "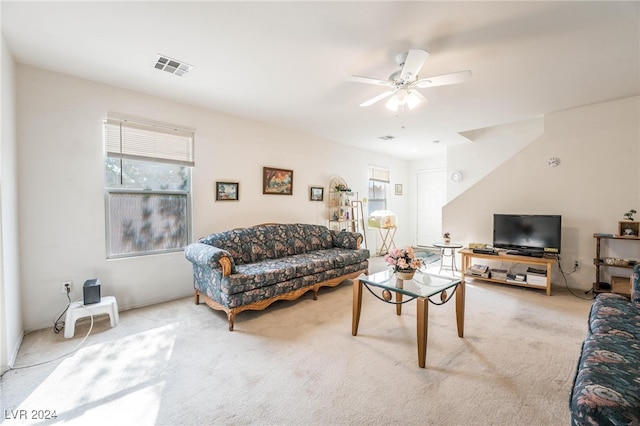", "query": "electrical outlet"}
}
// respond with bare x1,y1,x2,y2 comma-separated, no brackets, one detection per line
61,280,72,294
574,260,580,269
